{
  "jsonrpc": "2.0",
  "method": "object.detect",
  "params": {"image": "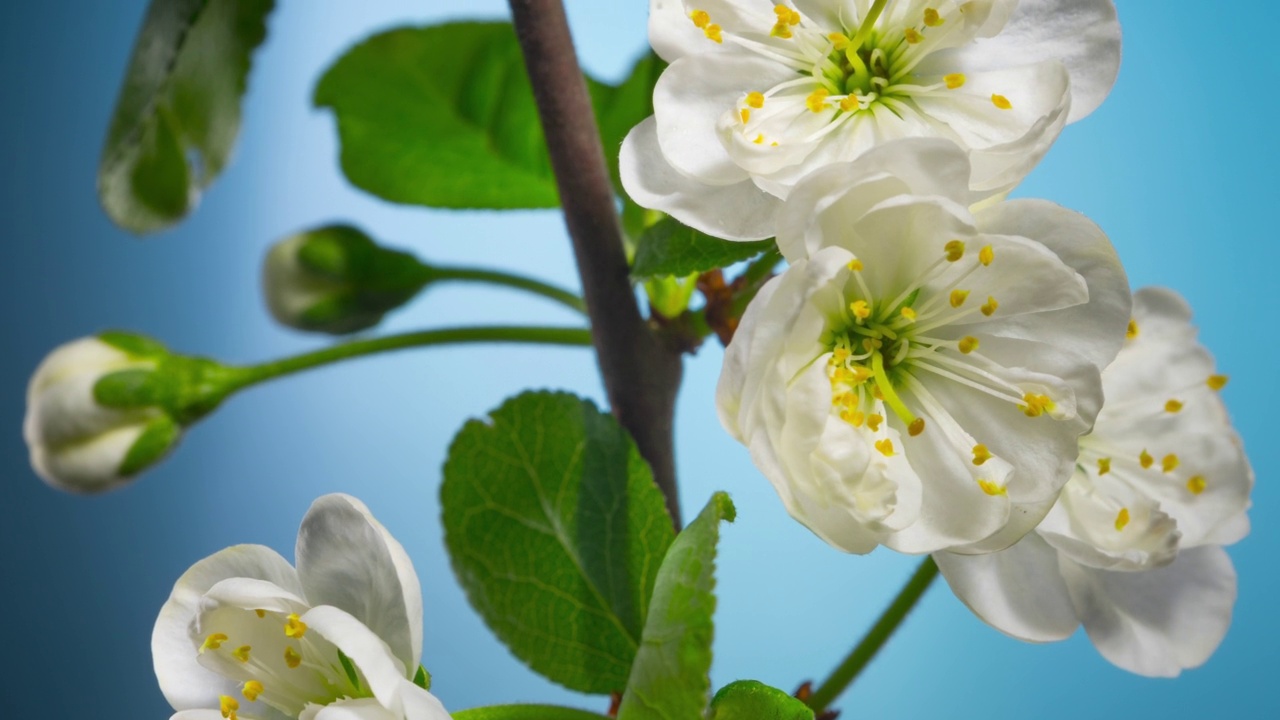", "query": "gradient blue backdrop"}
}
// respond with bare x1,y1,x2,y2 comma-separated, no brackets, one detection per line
2,2,1275,717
